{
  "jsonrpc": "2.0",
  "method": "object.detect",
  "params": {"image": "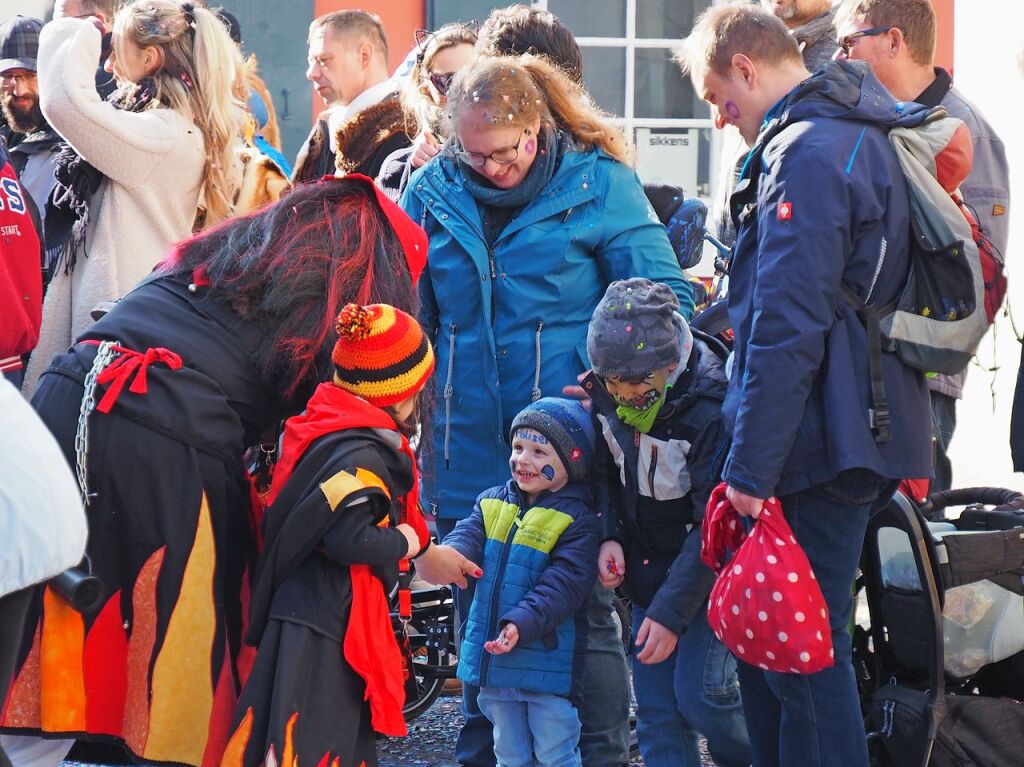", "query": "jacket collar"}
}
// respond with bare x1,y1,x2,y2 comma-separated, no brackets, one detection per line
914,67,953,109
